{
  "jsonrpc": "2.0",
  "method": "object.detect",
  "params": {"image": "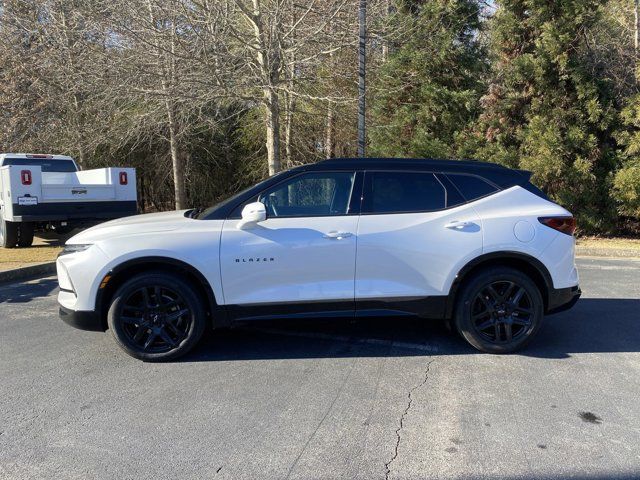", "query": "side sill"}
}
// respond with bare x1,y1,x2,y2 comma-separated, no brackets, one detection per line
227,300,354,322
356,296,447,319
226,296,448,322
